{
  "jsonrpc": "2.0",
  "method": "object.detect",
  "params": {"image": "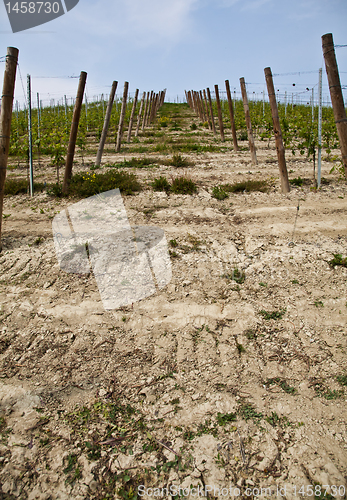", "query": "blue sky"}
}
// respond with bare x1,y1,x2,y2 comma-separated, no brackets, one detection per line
1,0,346,107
